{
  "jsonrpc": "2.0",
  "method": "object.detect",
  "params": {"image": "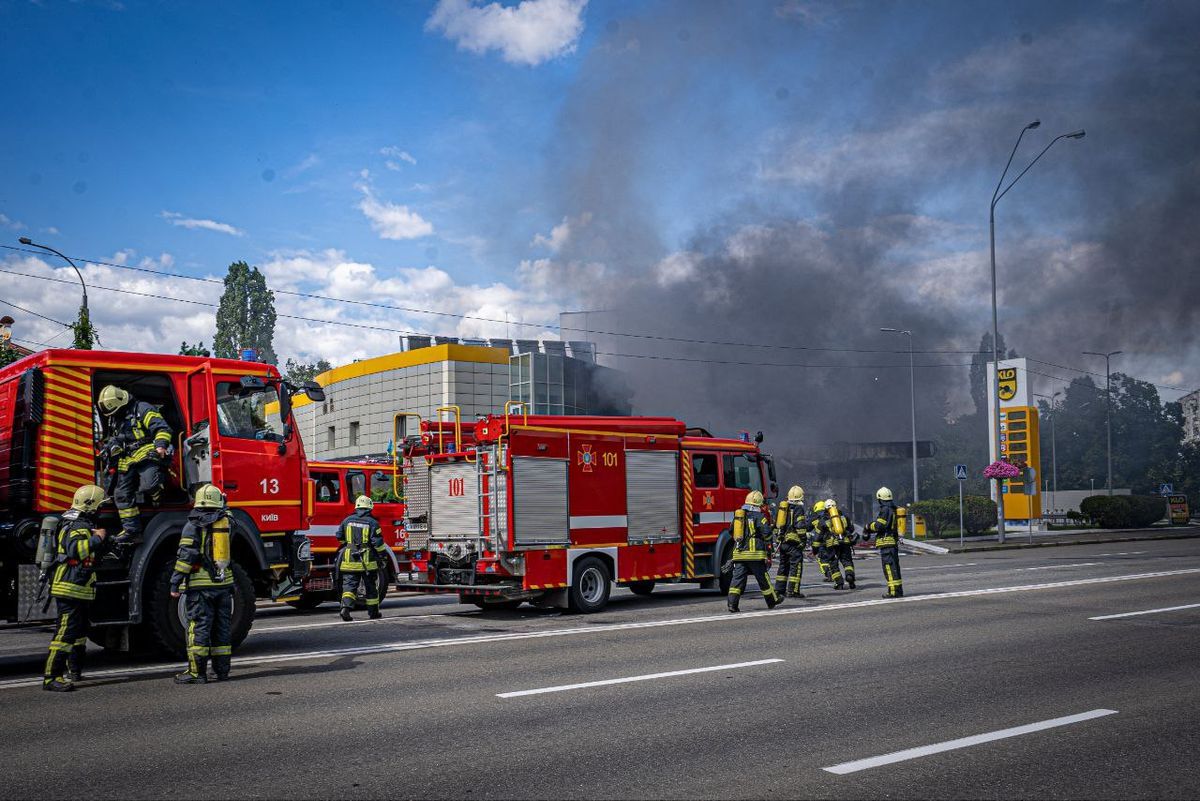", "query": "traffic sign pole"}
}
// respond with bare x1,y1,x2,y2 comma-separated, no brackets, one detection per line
954,464,968,547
